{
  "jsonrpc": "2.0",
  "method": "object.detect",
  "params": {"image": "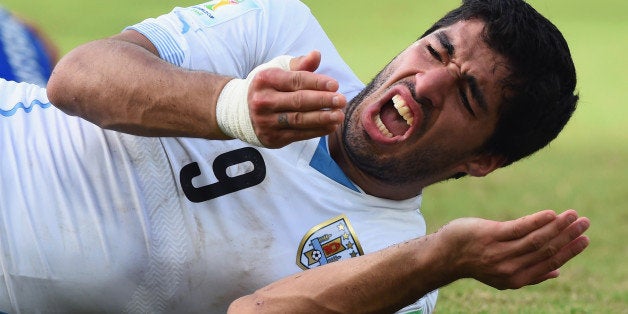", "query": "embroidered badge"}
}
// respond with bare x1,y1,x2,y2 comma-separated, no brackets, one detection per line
186,0,258,27
296,214,364,270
